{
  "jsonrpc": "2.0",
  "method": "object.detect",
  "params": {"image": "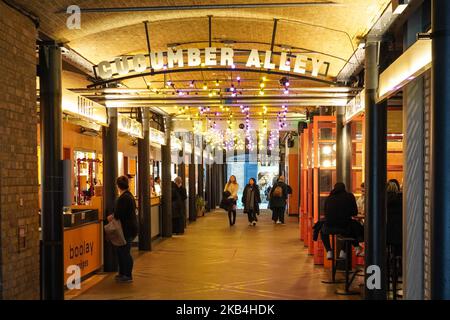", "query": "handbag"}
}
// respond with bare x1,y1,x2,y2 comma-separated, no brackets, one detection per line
104,218,126,246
